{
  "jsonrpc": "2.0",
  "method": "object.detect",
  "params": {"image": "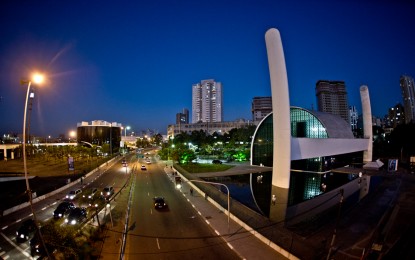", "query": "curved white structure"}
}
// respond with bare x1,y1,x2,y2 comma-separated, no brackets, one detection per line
265,28,291,222
360,85,373,163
